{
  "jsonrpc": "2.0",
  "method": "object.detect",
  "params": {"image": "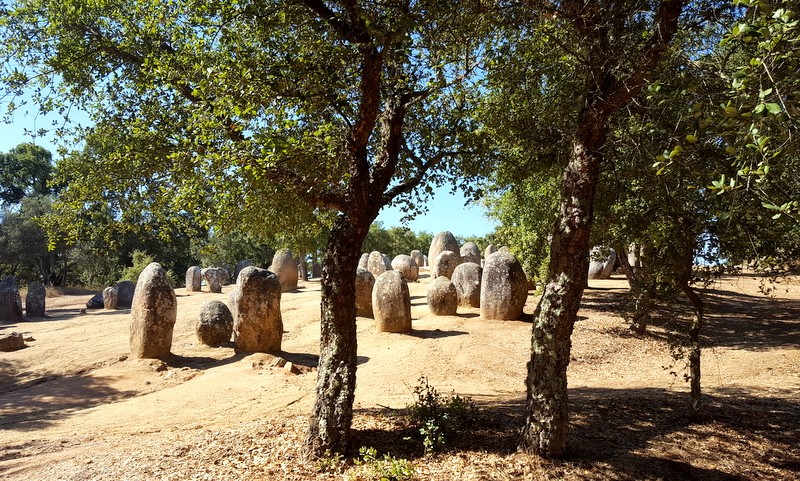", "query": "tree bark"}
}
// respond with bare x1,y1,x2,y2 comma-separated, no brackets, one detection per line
304,213,371,457
519,110,606,457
